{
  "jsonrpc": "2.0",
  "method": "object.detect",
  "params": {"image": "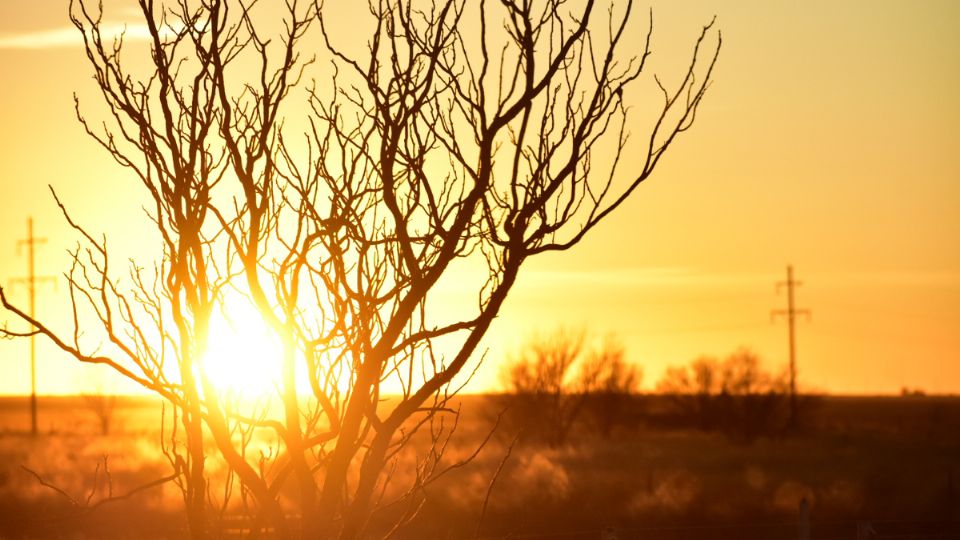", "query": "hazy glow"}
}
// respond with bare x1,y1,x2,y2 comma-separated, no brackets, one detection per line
201,301,283,398
0,23,174,50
